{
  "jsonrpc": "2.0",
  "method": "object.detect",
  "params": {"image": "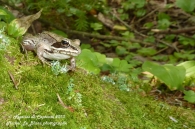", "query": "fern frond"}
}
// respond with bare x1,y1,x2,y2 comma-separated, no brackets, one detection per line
75,11,88,30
